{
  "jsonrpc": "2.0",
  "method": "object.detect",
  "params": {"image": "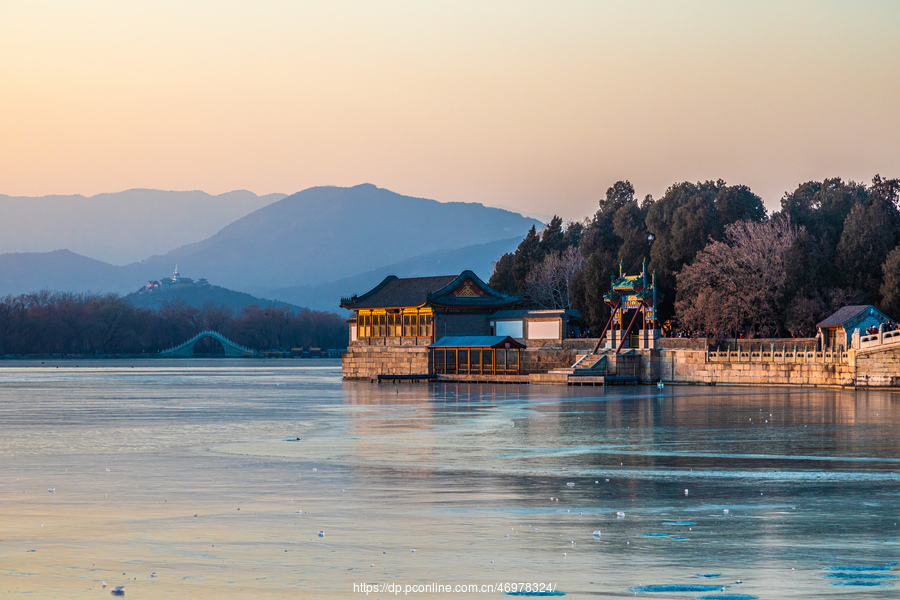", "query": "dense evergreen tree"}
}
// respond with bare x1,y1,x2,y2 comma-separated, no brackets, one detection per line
487,252,516,296
880,244,900,318
835,176,900,299
571,181,641,333
778,178,869,300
